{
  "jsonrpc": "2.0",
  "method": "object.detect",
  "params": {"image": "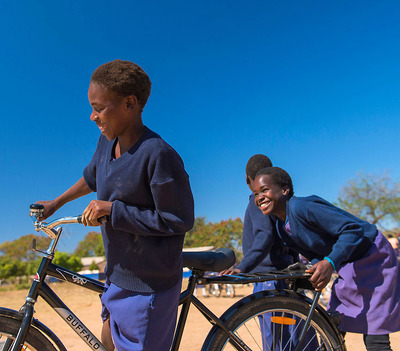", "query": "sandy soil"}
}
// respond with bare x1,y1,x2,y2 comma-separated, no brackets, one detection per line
0,282,399,350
